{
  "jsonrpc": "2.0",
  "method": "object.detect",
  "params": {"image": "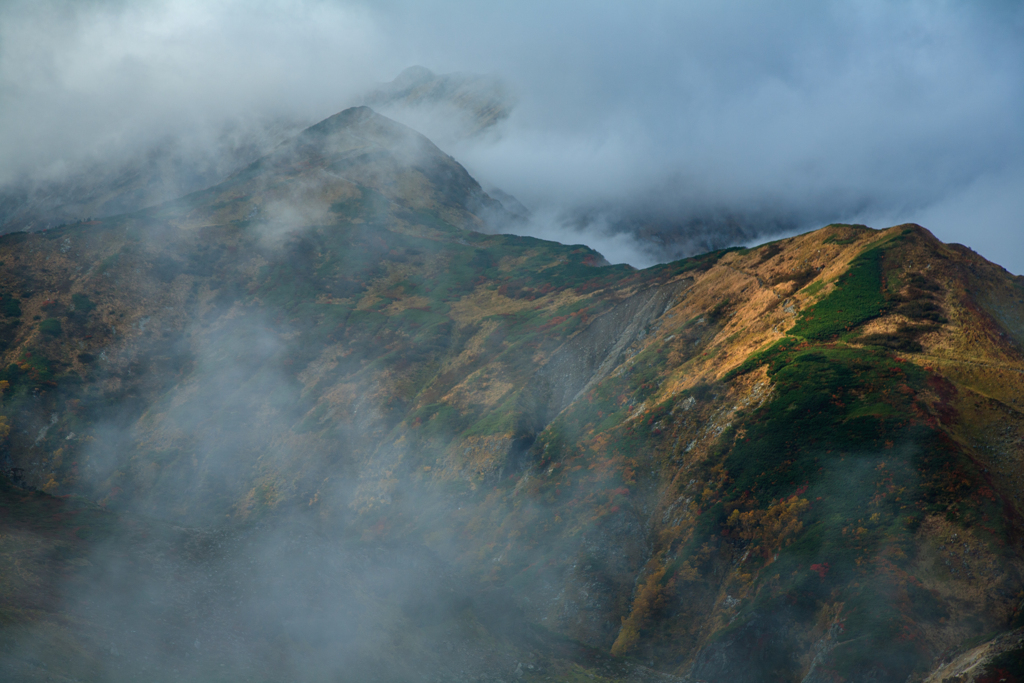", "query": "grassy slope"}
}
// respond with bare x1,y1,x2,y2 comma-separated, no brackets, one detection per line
455,224,1024,681
1,200,1023,683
